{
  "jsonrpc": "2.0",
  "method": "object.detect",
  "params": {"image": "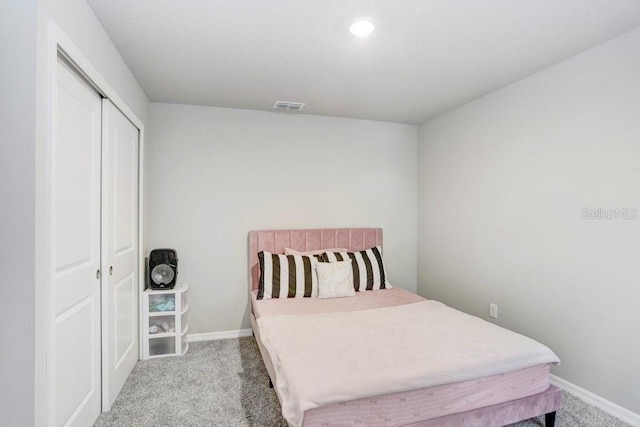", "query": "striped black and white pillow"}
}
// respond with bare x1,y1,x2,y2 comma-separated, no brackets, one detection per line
257,251,320,299
323,246,392,291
